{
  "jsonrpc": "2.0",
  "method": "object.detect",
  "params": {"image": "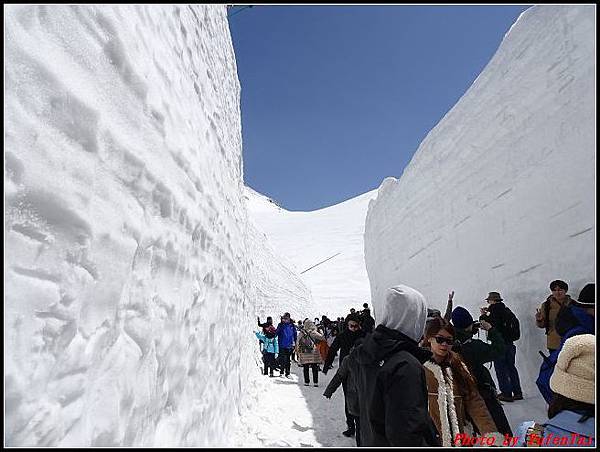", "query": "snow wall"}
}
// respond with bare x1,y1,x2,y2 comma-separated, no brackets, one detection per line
365,5,595,397
5,5,311,446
